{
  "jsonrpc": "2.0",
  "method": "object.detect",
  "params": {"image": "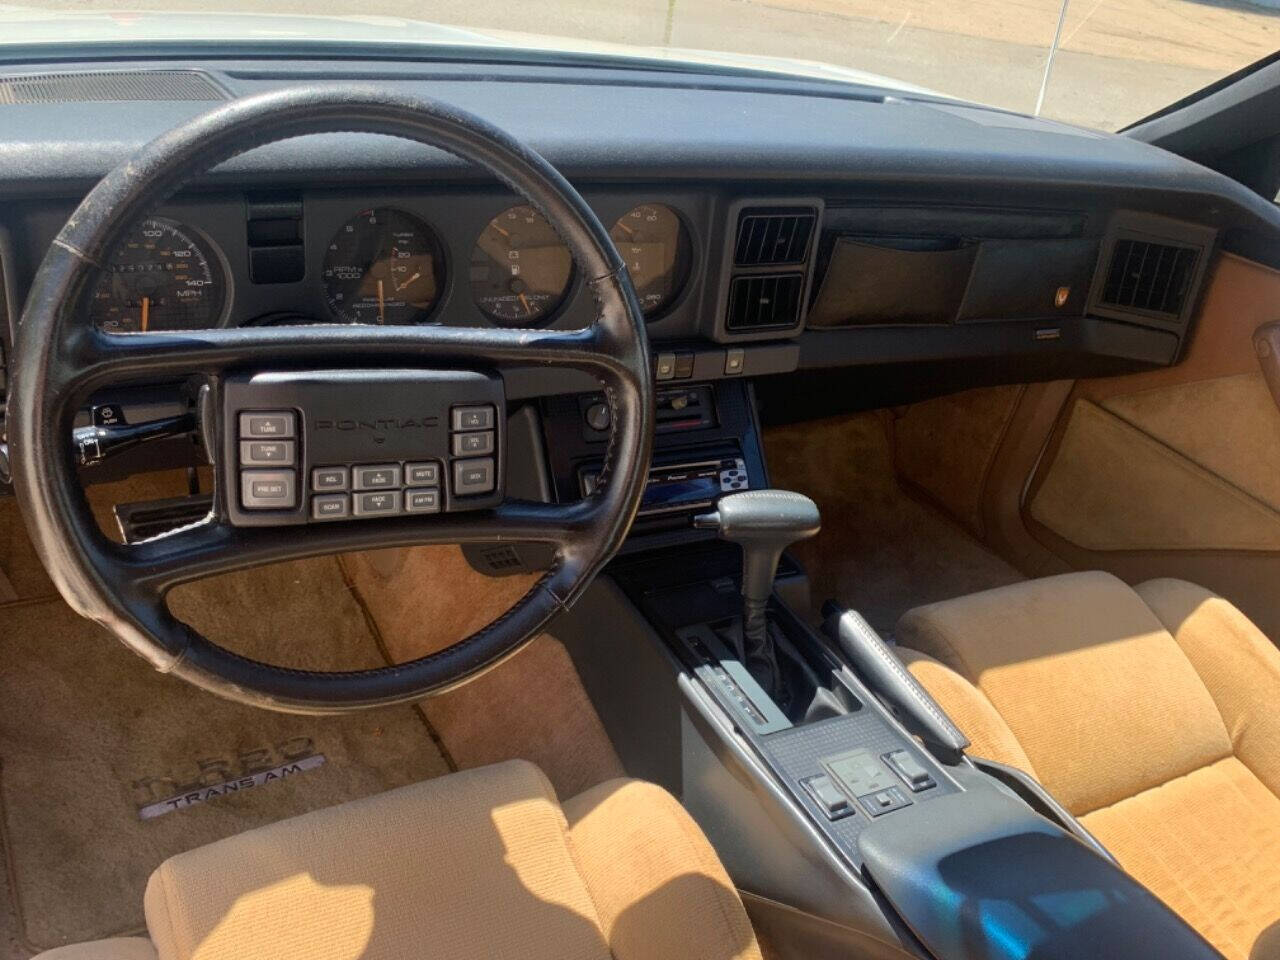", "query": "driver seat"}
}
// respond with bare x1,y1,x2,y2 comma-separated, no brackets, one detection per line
33,760,763,960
